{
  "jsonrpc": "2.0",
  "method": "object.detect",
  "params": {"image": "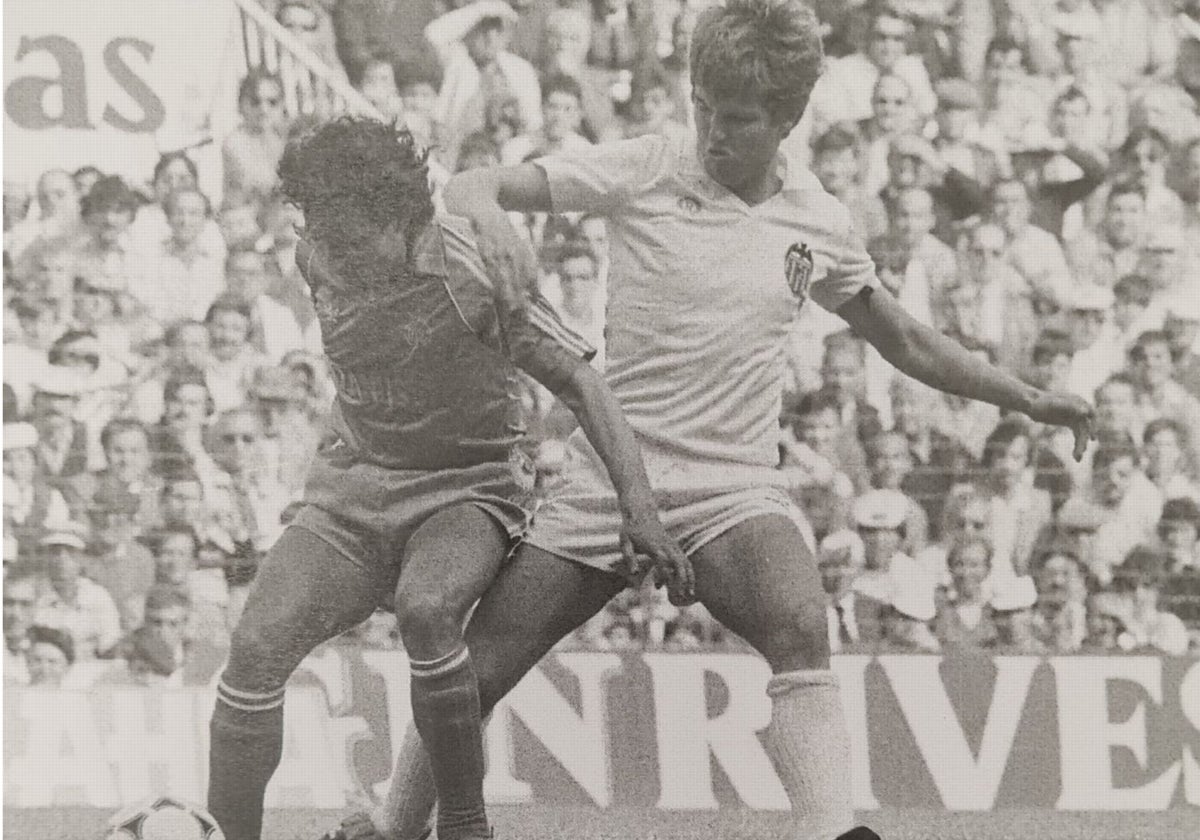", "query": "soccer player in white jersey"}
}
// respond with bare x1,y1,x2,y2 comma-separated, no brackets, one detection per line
322,2,1093,839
